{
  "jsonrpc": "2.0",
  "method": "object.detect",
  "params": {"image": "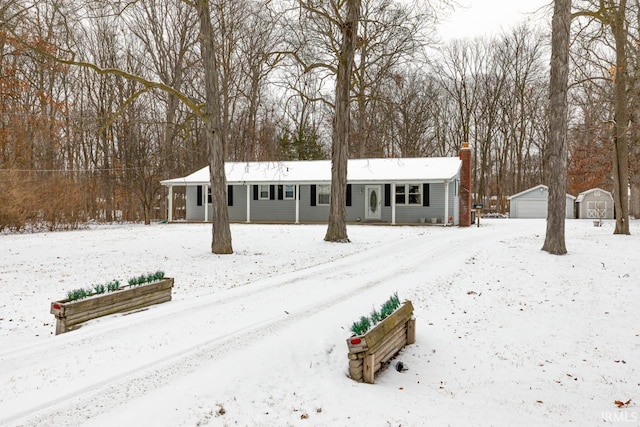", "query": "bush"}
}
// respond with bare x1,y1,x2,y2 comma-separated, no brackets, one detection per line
0,171,87,232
